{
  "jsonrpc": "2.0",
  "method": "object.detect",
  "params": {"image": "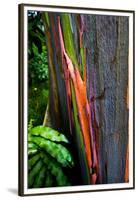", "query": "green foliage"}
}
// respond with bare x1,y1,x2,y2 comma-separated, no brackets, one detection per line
28,11,48,83
28,119,34,133
28,11,49,126
28,153,41,171
28,11,45,59
29,45,48,82
28,159,43,187
28,148,38,157
40,152,70,186
30,125,69,143
33,165,46,188
28,85,49,126
28,141,39,157
28,126,74,188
